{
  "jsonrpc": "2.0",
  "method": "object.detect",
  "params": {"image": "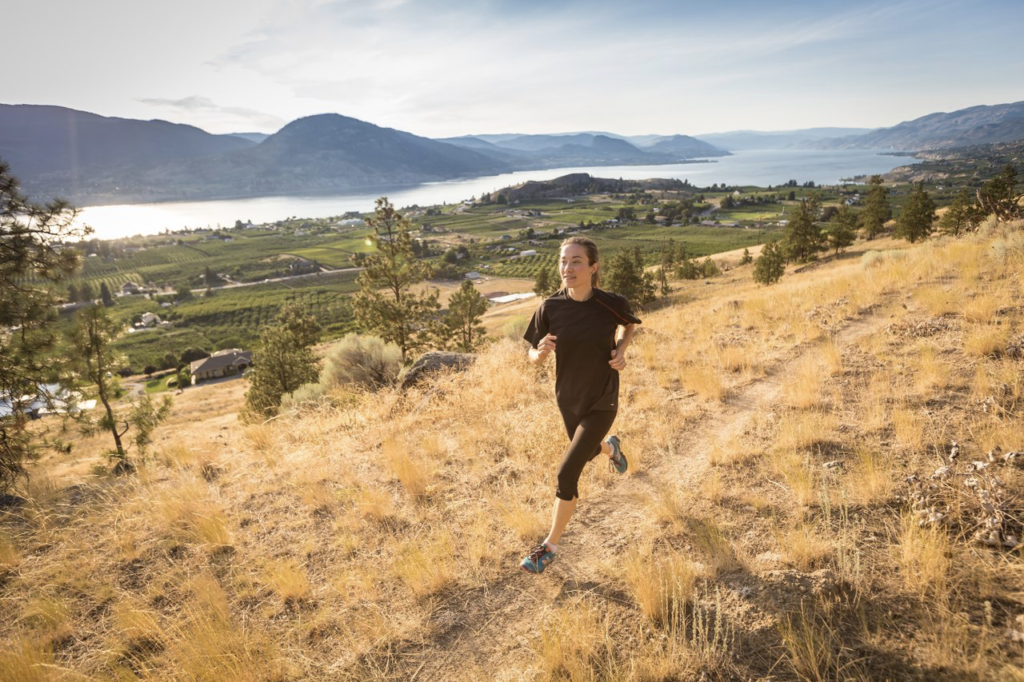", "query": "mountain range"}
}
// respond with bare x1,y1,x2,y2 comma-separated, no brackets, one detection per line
1,99,1022,205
